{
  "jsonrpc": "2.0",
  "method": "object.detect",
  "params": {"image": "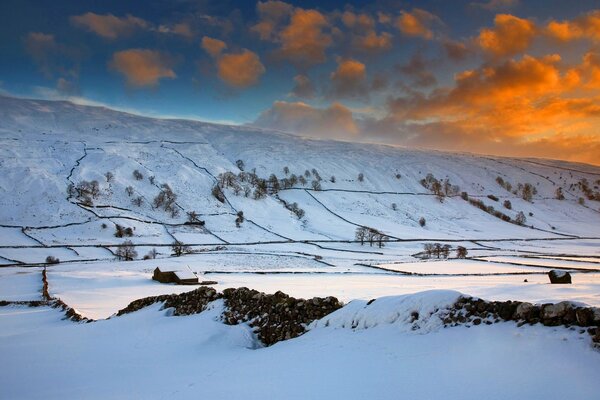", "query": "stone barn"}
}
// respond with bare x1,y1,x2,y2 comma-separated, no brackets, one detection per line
152,267,199,285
